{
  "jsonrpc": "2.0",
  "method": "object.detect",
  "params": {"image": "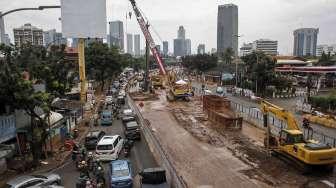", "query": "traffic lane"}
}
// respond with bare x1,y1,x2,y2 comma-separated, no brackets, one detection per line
55,108,157,187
